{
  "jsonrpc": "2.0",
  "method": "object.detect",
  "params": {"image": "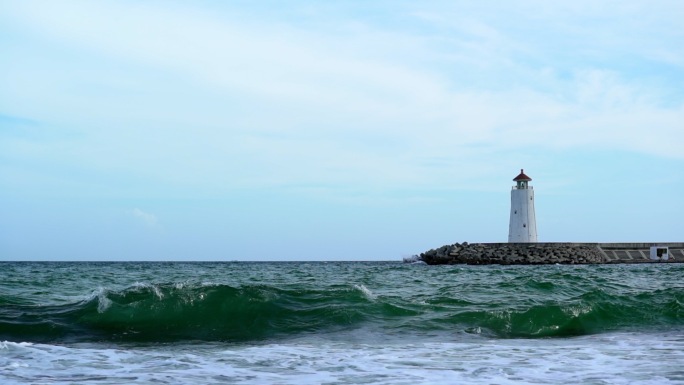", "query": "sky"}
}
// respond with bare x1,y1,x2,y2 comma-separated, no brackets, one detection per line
1,0,683,261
